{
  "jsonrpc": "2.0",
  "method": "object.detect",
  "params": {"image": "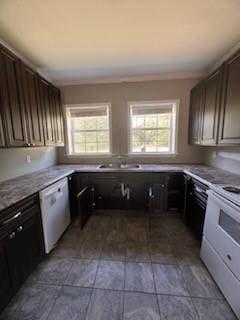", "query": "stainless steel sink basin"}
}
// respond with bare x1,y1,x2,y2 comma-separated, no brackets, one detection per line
98,163,141,169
